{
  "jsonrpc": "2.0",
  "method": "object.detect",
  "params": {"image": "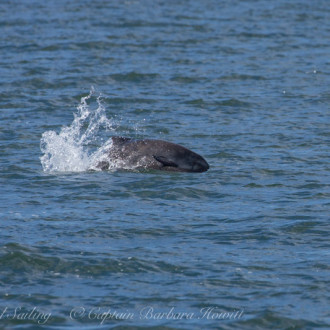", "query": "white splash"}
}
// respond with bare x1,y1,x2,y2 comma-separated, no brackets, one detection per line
40,88,116,173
